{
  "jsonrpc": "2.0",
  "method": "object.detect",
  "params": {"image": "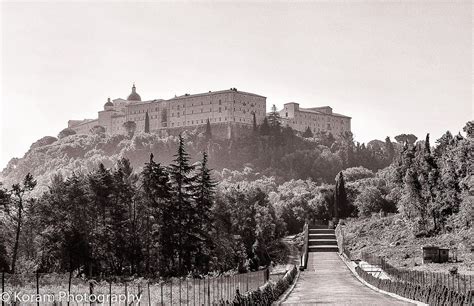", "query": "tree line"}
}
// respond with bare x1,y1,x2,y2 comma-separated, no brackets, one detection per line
0,135,286,277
